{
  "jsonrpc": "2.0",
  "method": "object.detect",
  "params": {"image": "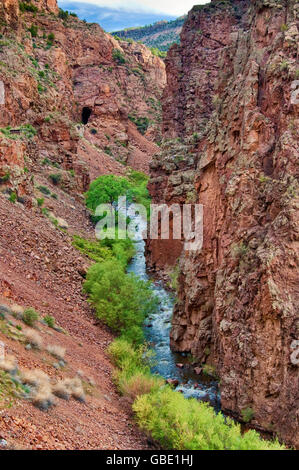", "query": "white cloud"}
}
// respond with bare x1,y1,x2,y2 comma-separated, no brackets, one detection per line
61,0,209,16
